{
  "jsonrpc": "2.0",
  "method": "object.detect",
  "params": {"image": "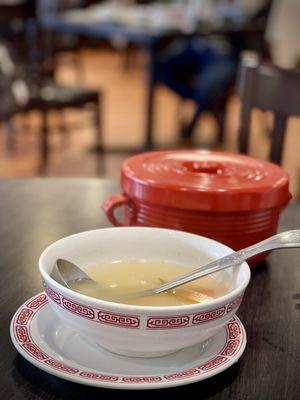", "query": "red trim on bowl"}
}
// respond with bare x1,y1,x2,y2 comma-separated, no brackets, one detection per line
44,283,141,329
44,282,244,330
147,315,190,329
12,293,245,385
97,310,140,328
61,297,95,320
